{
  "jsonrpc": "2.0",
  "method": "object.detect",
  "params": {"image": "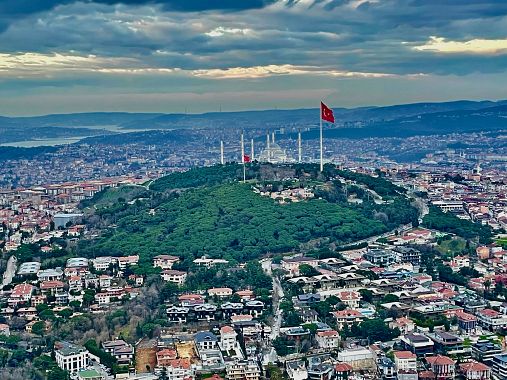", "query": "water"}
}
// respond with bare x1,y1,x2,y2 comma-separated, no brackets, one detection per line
0,125,157,147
